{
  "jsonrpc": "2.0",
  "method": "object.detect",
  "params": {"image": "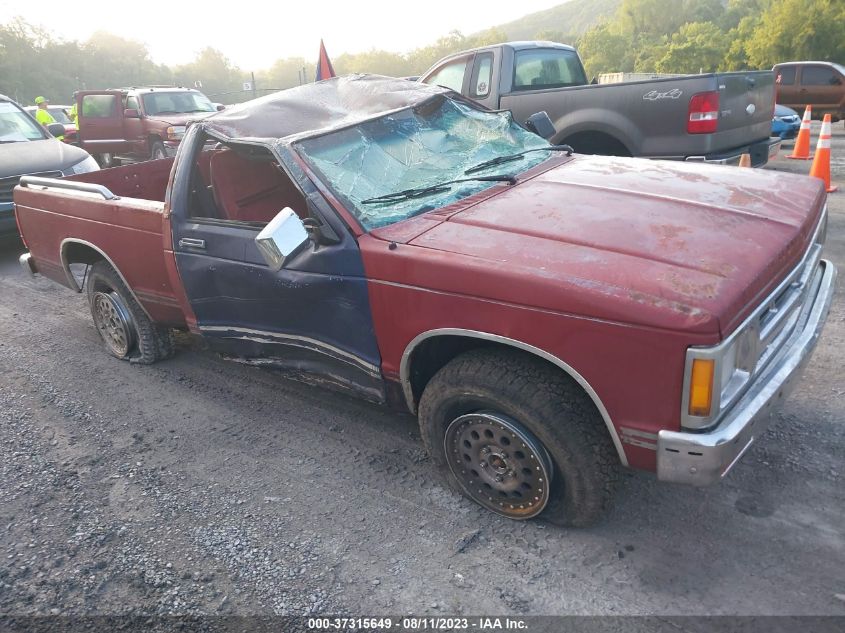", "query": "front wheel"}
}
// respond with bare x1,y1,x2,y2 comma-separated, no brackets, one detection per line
418,349,621,526
86,261,173,364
